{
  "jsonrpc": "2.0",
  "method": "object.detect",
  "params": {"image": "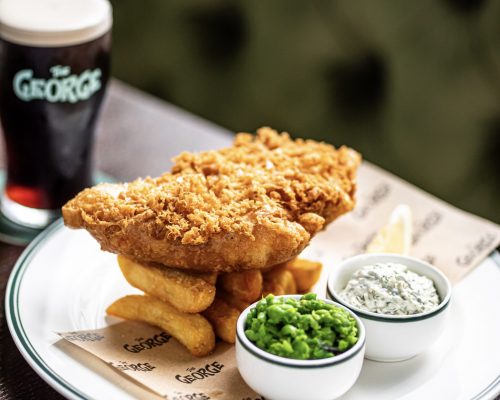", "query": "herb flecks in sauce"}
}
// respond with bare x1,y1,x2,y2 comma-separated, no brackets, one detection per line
339,263,440,316
244,294,358,360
